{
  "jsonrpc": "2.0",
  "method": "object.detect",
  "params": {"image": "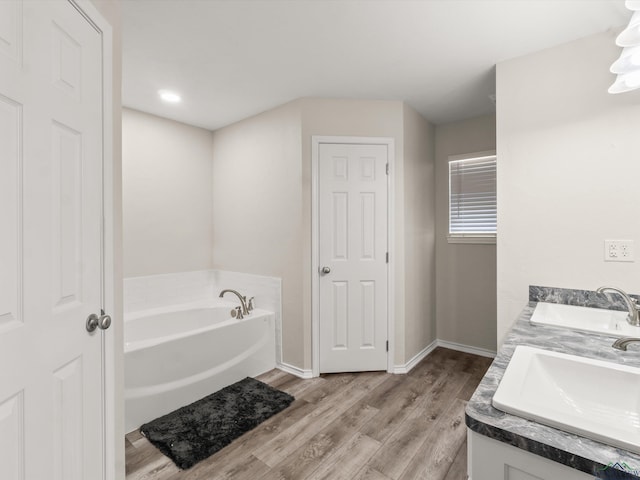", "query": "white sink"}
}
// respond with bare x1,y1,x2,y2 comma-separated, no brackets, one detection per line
493,346,640,453
530,302,639,337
